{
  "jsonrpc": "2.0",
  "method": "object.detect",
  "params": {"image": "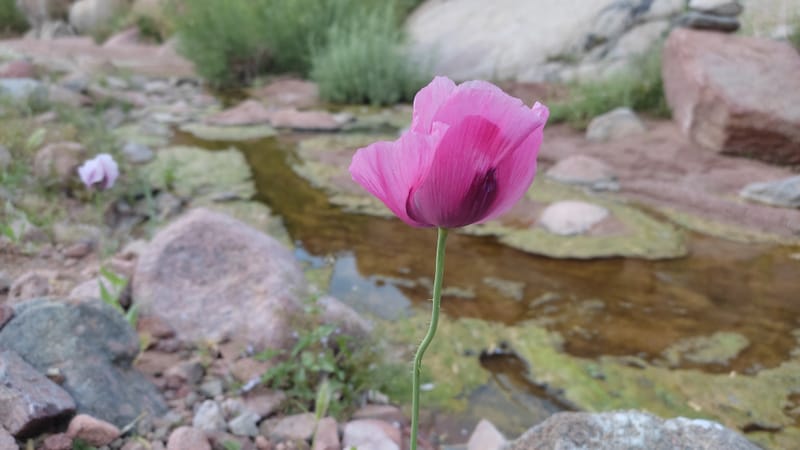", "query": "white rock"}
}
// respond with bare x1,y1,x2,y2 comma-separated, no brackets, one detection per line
342,420,401,450
586,107,646,142
228,412,260,437
538,201,610,236
545,155,618,191
467,419,506,450
740,175,800,208
192,400,226,432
